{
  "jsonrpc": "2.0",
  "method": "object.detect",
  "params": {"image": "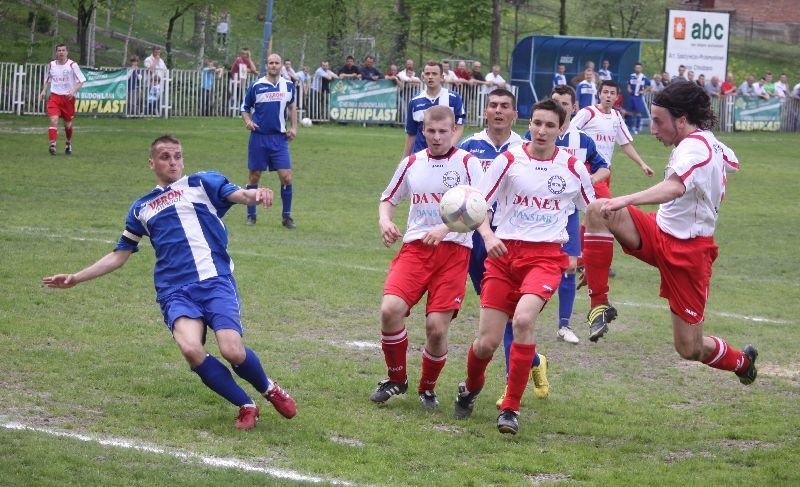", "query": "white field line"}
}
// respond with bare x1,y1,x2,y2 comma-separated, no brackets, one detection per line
2,421,354,486
8,226,787,325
